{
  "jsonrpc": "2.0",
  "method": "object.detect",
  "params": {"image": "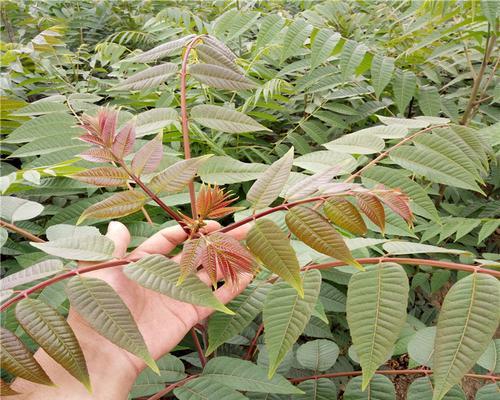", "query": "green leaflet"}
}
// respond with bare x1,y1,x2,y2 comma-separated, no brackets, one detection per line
202,356,302,394
247,147,294,210
246,219,303,297
343,374,395,400
392,69,416,115
323,198,368,235
432,273,500,400
174,377,247,400
30,234,115,261
78,190,147,223
123,254,234,314
0,327,53,386
263,269,321,378
475,384,500,400
0,259,64,289
296,339,339,371
113,63,177,90
191,105,270,133
310,29,340,69
65,276,158,373
255,14,285,50
129,353,186,398
407,377,465,400
346,263,409,389
15,298,91,391
189,63,256,91
206,283,271,355
280,19,312,64
371,54,394,98
285,206,362,270
292,378,337,400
